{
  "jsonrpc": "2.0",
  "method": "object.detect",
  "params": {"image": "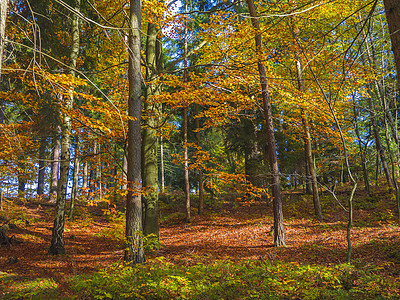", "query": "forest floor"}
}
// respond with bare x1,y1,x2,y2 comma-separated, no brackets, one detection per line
1,183,400,298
